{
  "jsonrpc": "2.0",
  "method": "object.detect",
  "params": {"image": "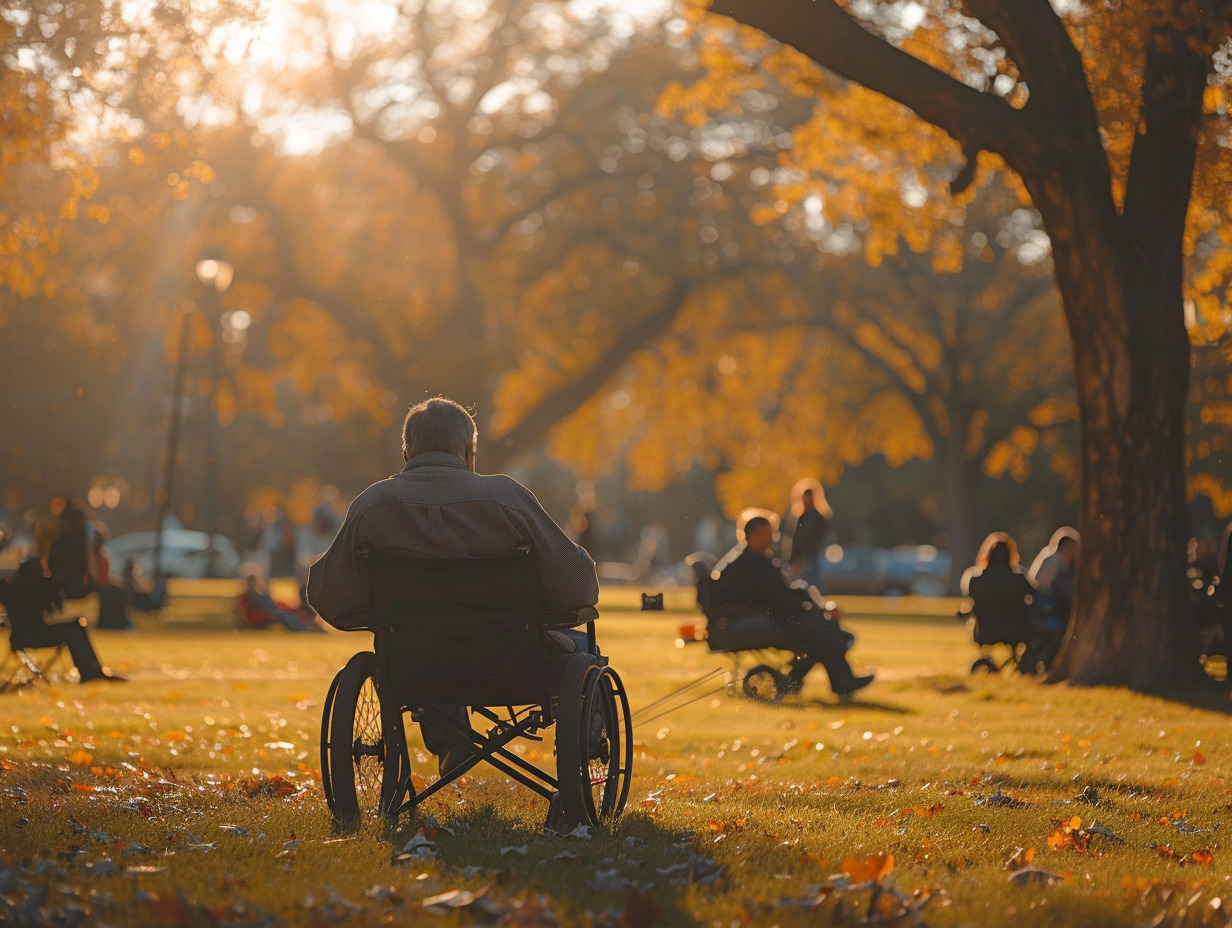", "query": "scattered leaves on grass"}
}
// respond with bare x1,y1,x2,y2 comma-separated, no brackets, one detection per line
240,774,299,798
1047,816,1089,851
